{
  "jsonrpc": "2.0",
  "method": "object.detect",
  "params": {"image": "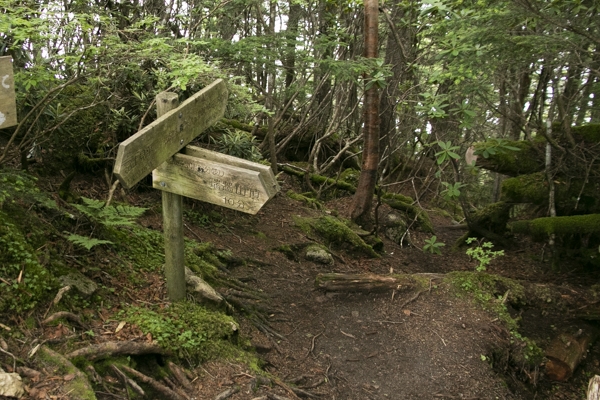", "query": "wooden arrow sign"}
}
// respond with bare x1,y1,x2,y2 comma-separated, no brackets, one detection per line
0,56,18,129
183,145,279,199
113,79,227,188
152,151,278,214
